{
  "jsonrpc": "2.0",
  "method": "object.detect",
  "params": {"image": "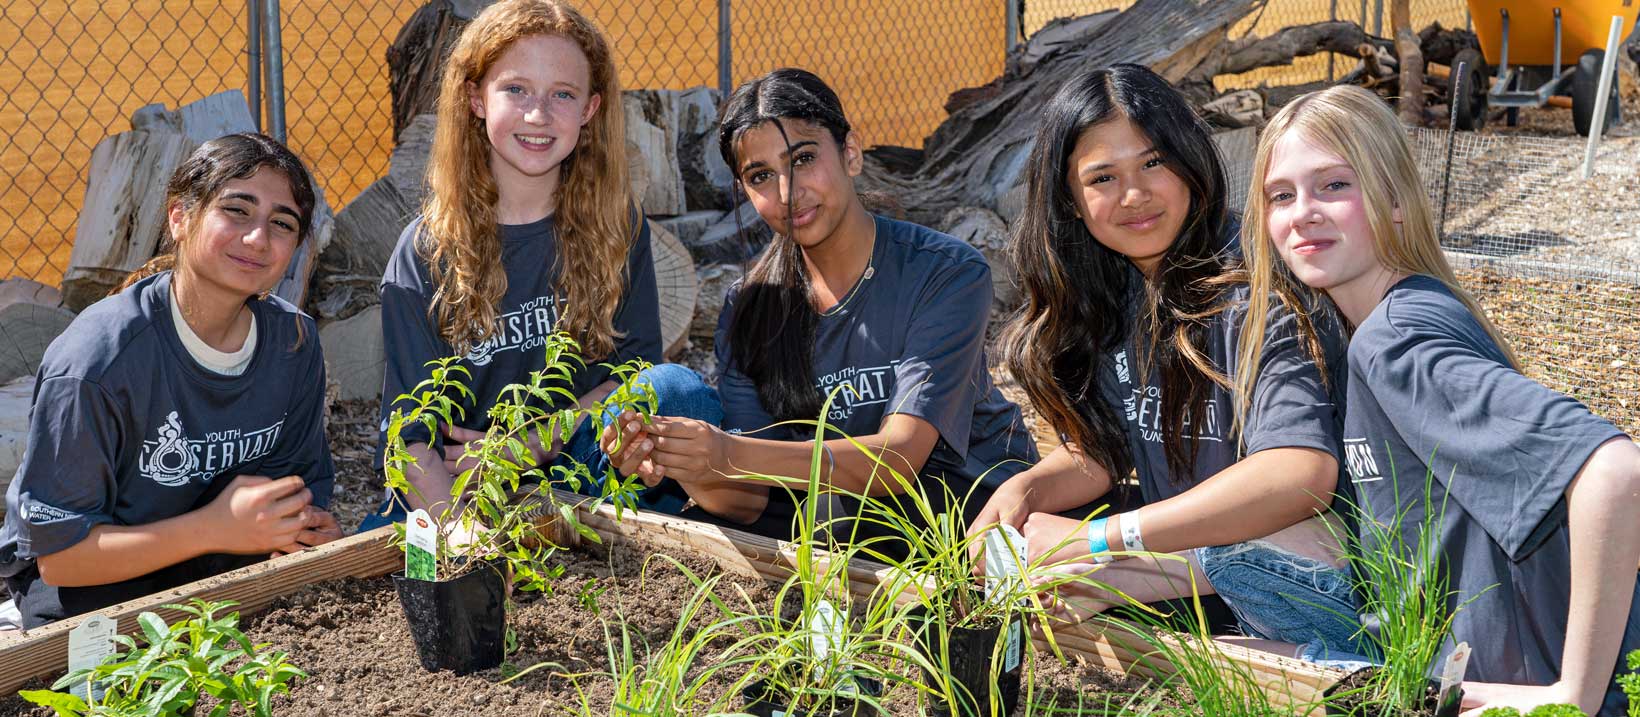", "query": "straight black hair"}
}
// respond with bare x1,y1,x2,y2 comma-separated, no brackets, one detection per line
717,68,853,423
1001,63,1233,484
